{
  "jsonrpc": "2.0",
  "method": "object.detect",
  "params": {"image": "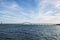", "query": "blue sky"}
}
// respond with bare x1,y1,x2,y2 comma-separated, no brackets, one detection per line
0,0,60,24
